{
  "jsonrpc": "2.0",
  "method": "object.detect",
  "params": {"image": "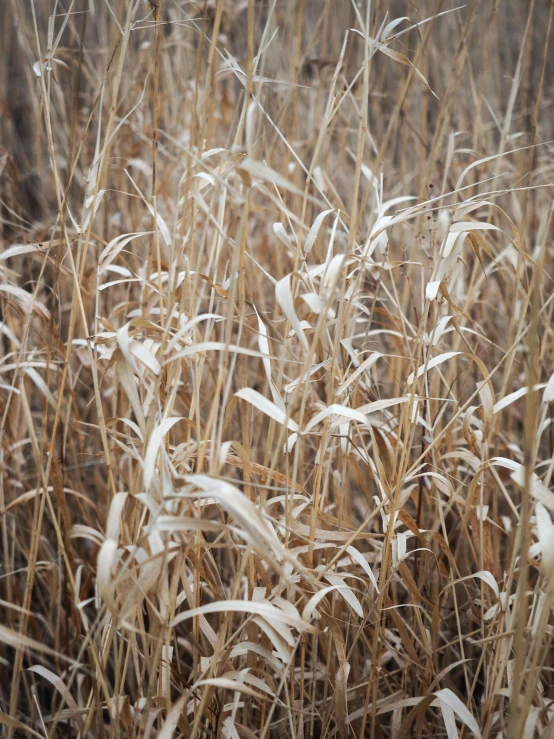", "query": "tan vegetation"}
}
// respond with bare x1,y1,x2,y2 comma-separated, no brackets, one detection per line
1,0,554,736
